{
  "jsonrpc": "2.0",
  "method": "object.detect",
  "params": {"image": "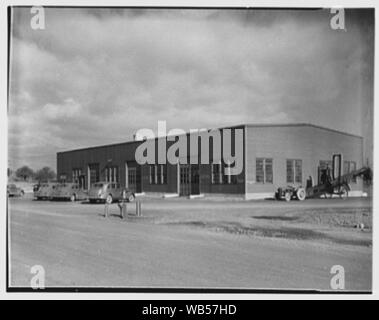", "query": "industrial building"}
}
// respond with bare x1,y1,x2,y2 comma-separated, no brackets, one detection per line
56,123,364,200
